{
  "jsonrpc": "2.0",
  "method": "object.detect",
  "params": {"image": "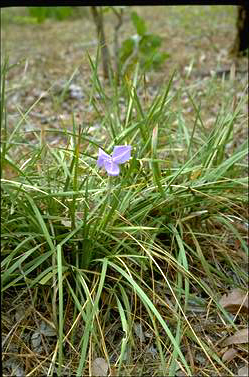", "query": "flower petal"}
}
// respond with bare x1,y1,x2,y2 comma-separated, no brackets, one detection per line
104,160,120,176
97,148,110,168
112,145,132,164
